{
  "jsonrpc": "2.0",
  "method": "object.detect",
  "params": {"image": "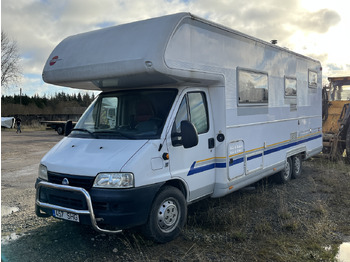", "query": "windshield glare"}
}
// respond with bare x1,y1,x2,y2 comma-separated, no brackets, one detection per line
72,89,178,139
